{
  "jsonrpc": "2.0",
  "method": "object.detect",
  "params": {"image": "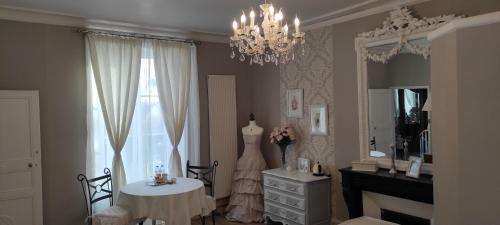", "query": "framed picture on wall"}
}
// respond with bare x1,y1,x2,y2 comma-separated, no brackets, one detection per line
310,104,328,135
287,89,303,118
406,156,423,178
